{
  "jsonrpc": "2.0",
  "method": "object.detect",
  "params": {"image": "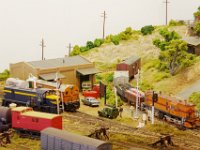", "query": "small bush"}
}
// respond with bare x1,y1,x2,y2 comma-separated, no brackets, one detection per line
141,25,155,35
169,20,185,26
0,69,10,81
111,35,121,45
189,92,200,110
